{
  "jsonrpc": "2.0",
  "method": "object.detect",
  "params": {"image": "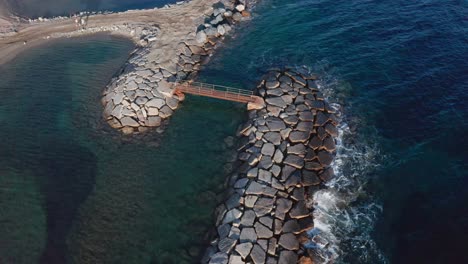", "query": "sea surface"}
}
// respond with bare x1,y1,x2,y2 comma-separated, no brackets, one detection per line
0,0,467,263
